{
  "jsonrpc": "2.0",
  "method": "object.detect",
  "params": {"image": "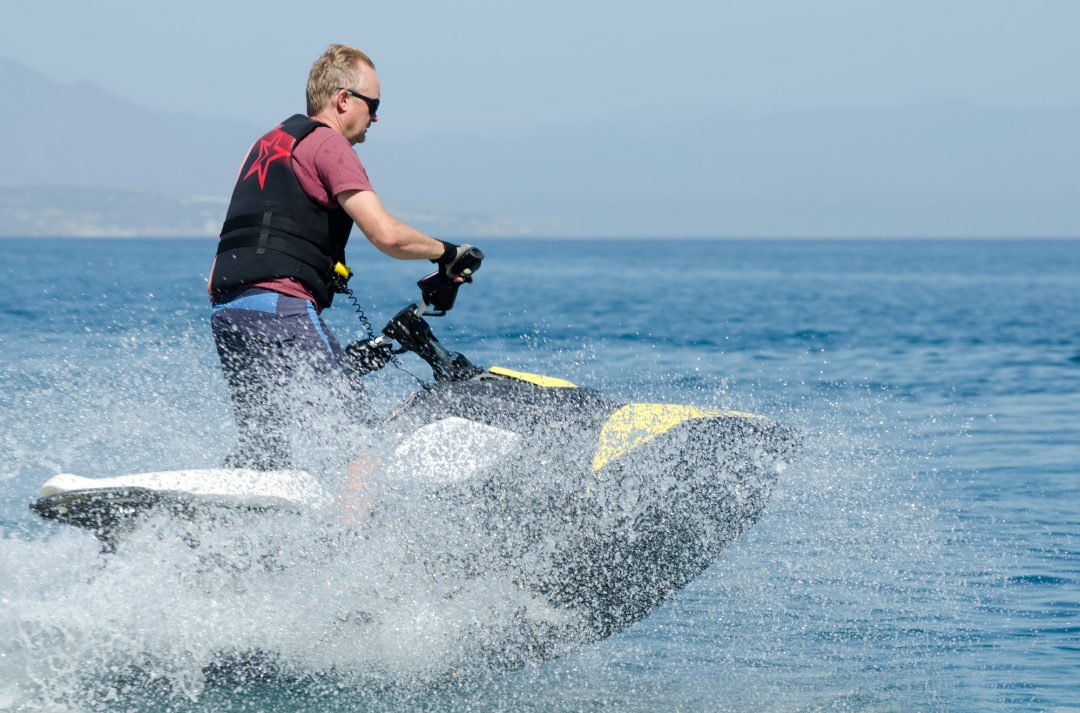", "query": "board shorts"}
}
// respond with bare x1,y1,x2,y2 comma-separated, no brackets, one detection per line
211,287,365,470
